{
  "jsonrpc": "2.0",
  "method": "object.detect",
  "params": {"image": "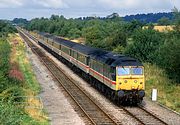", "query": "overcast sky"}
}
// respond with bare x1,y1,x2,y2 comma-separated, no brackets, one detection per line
0,0,179,20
